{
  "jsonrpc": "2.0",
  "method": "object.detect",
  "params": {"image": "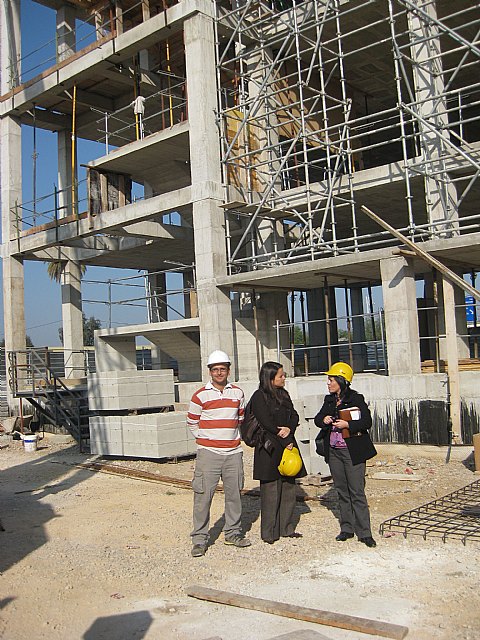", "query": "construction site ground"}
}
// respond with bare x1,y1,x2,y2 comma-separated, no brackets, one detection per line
0,436,479,640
